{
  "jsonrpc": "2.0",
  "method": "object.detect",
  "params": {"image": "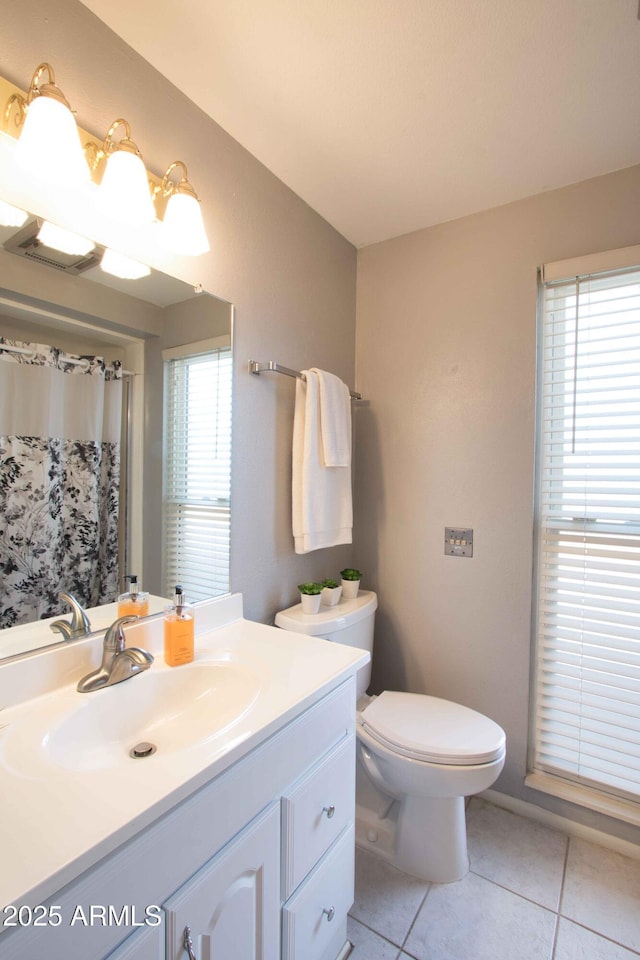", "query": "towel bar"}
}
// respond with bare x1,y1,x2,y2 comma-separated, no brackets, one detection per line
248,360,363,401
